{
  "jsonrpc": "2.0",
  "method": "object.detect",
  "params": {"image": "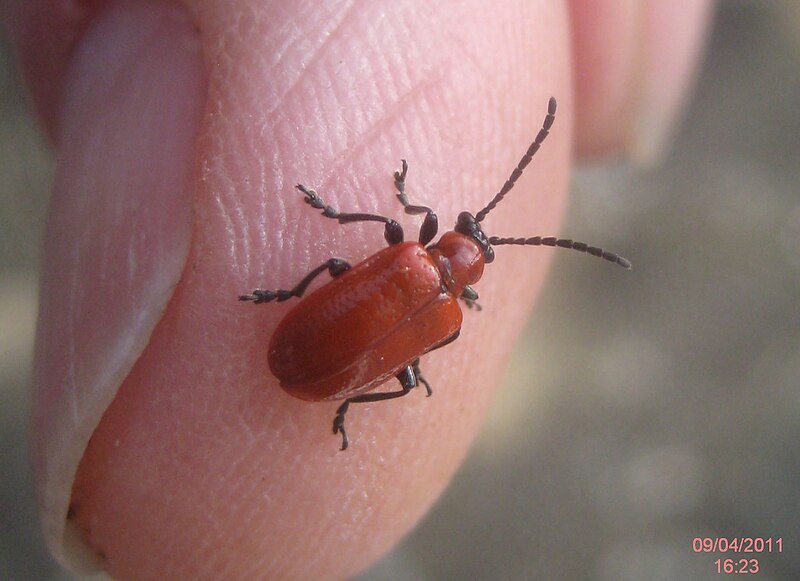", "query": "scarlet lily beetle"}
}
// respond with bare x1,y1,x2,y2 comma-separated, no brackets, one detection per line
240,97,630,450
